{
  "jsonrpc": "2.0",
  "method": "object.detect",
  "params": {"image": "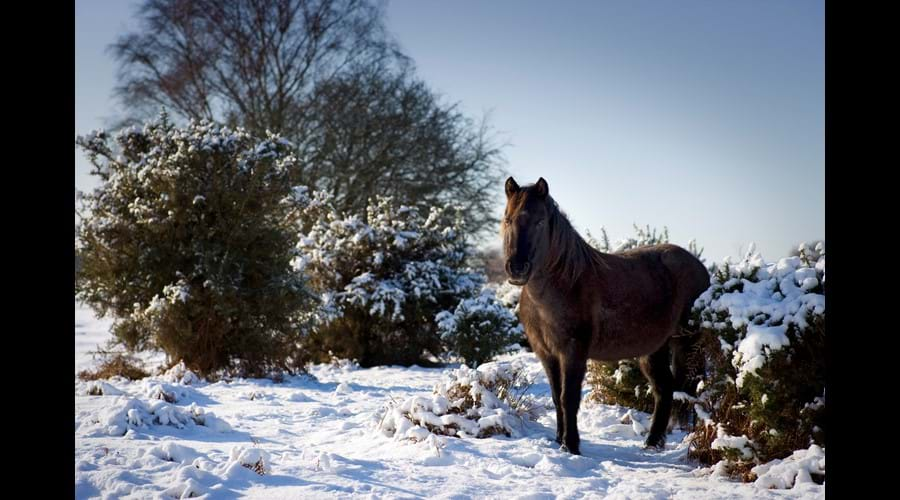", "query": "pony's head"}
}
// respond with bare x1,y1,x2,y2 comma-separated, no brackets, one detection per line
501,176,552,286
